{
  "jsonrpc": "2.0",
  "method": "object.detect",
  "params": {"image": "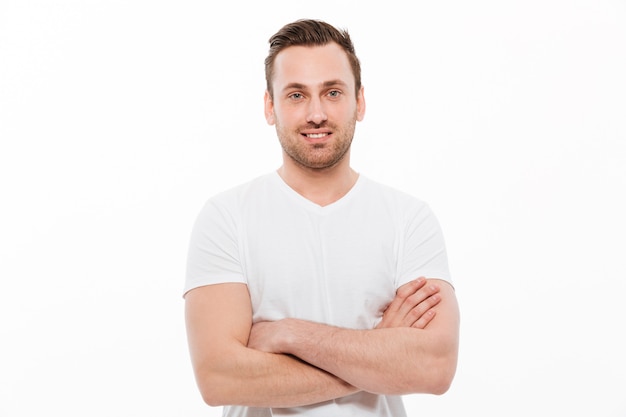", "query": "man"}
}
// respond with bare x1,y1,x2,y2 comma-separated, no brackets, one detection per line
184,19,459,416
